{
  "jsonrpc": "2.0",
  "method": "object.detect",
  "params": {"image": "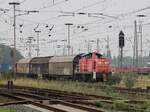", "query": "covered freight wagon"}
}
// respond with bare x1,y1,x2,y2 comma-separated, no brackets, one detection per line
48,55,82,80
30,56,53,78
16,58,31,76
